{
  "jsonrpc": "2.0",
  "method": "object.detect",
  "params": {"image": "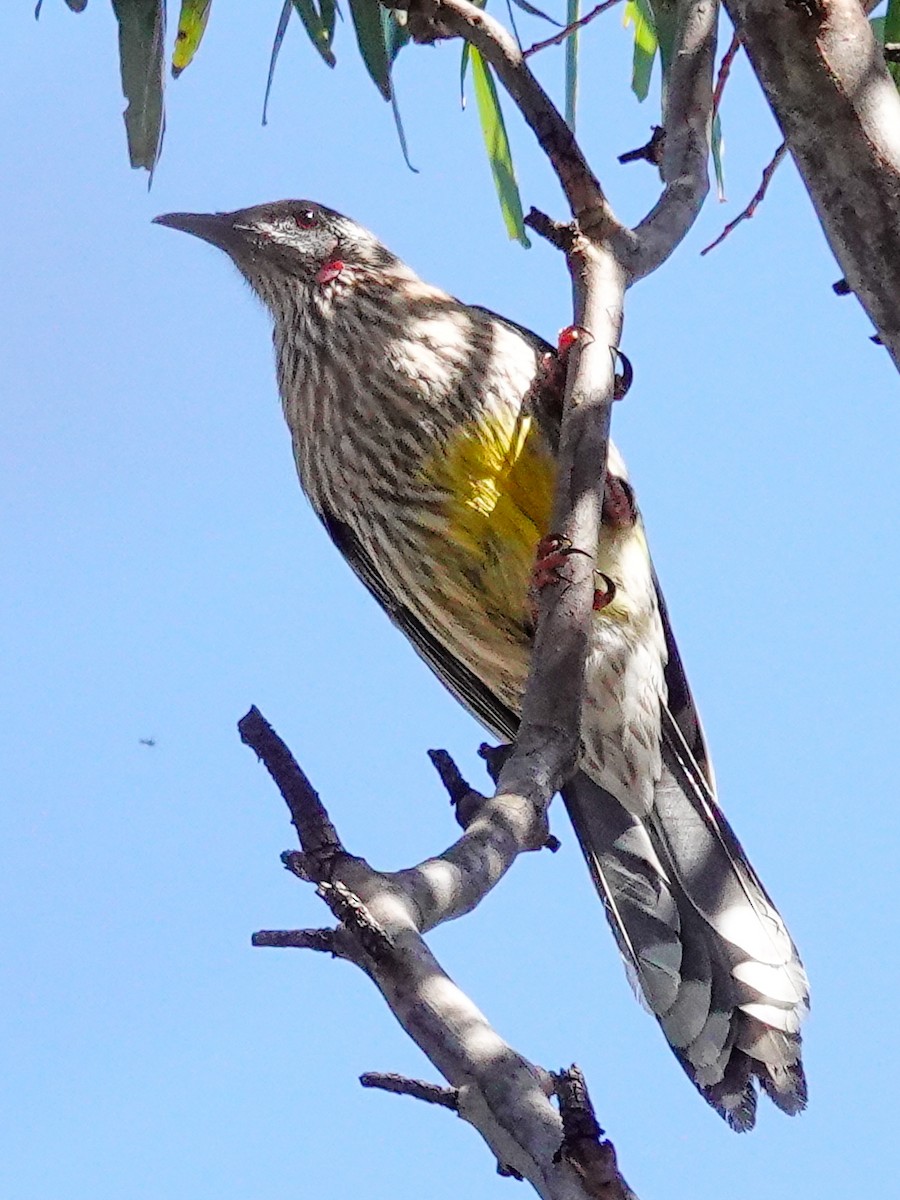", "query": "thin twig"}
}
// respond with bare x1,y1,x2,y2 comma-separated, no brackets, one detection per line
523,0,622,58
251,928,339,953
701,140,787,255
238,706,344,875
553,1066,635,1200
712,29,741,115
360,1072,461,1110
